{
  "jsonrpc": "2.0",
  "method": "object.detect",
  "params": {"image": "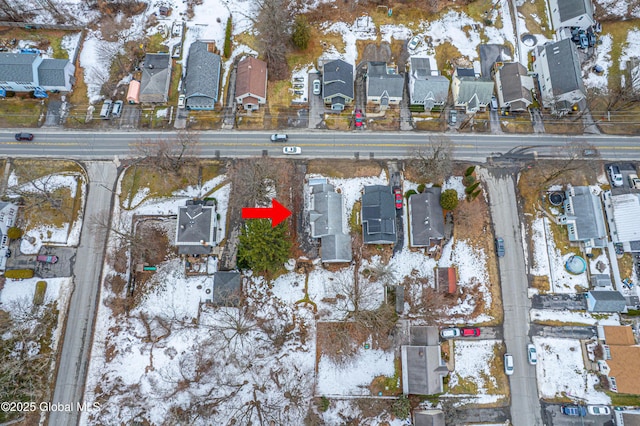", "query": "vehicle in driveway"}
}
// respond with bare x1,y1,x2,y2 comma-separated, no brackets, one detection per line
448,109,457,125
460,327,481,337
495,237,505,257
628,173,640,189
561,405,587,416
178,94,186,109
354,108,363,128
408,35,421,51
608,165,623,187
312,79,321,95
490,96,498,110
527,344,537,365
393,187,402,210
504,353,514,375
37,255,58,264
587,405,610,415
270,134,288,142
440,328,460,339
15,132,34,141
282,146,301,155
100,100,112,119
111,100,123,117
